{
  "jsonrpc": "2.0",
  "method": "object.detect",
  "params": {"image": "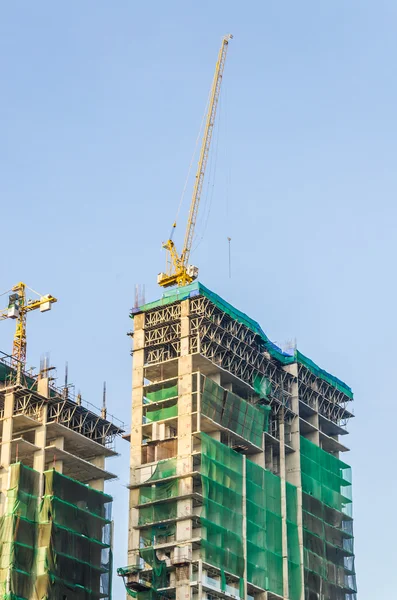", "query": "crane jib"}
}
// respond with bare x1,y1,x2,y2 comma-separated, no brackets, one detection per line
158,34,233,288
